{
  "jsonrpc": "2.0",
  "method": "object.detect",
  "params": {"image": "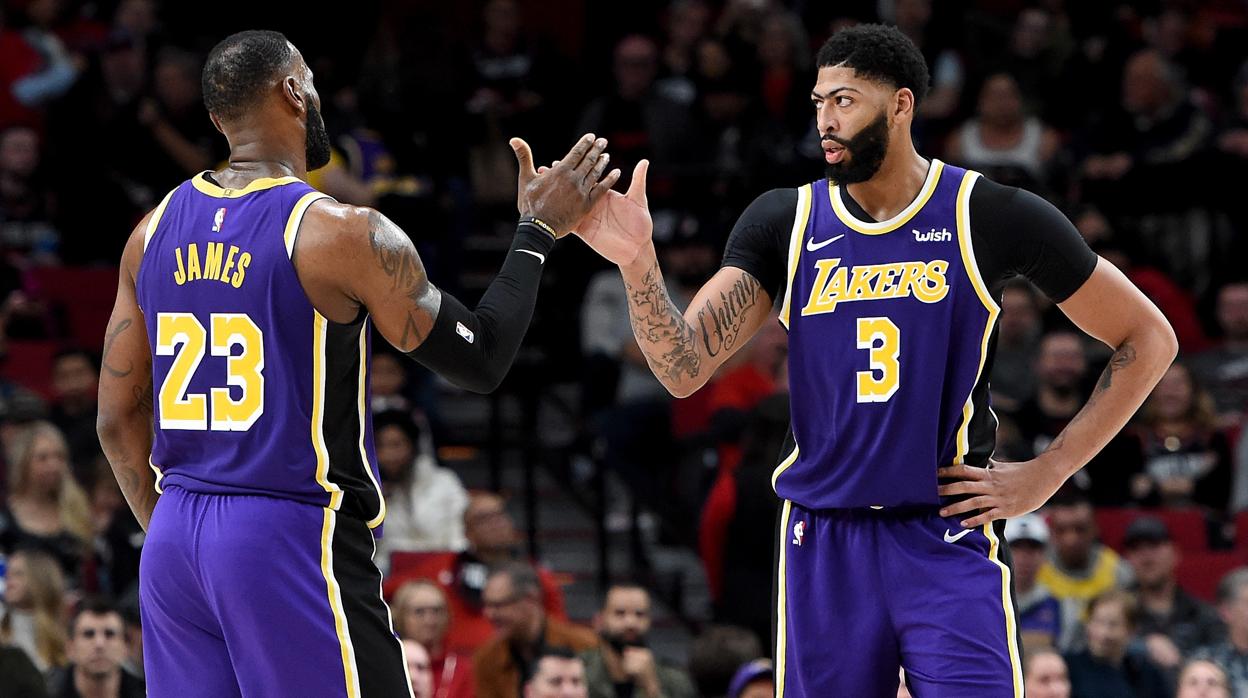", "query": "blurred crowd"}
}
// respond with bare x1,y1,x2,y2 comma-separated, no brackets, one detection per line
0,0,1247,696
